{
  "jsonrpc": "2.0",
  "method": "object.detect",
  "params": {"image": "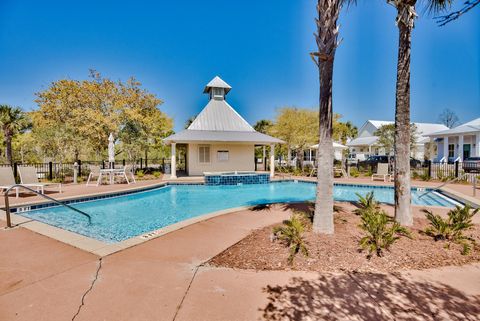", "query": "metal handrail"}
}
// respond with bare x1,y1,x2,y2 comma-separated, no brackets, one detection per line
2,184,92,228
418,173,467,199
